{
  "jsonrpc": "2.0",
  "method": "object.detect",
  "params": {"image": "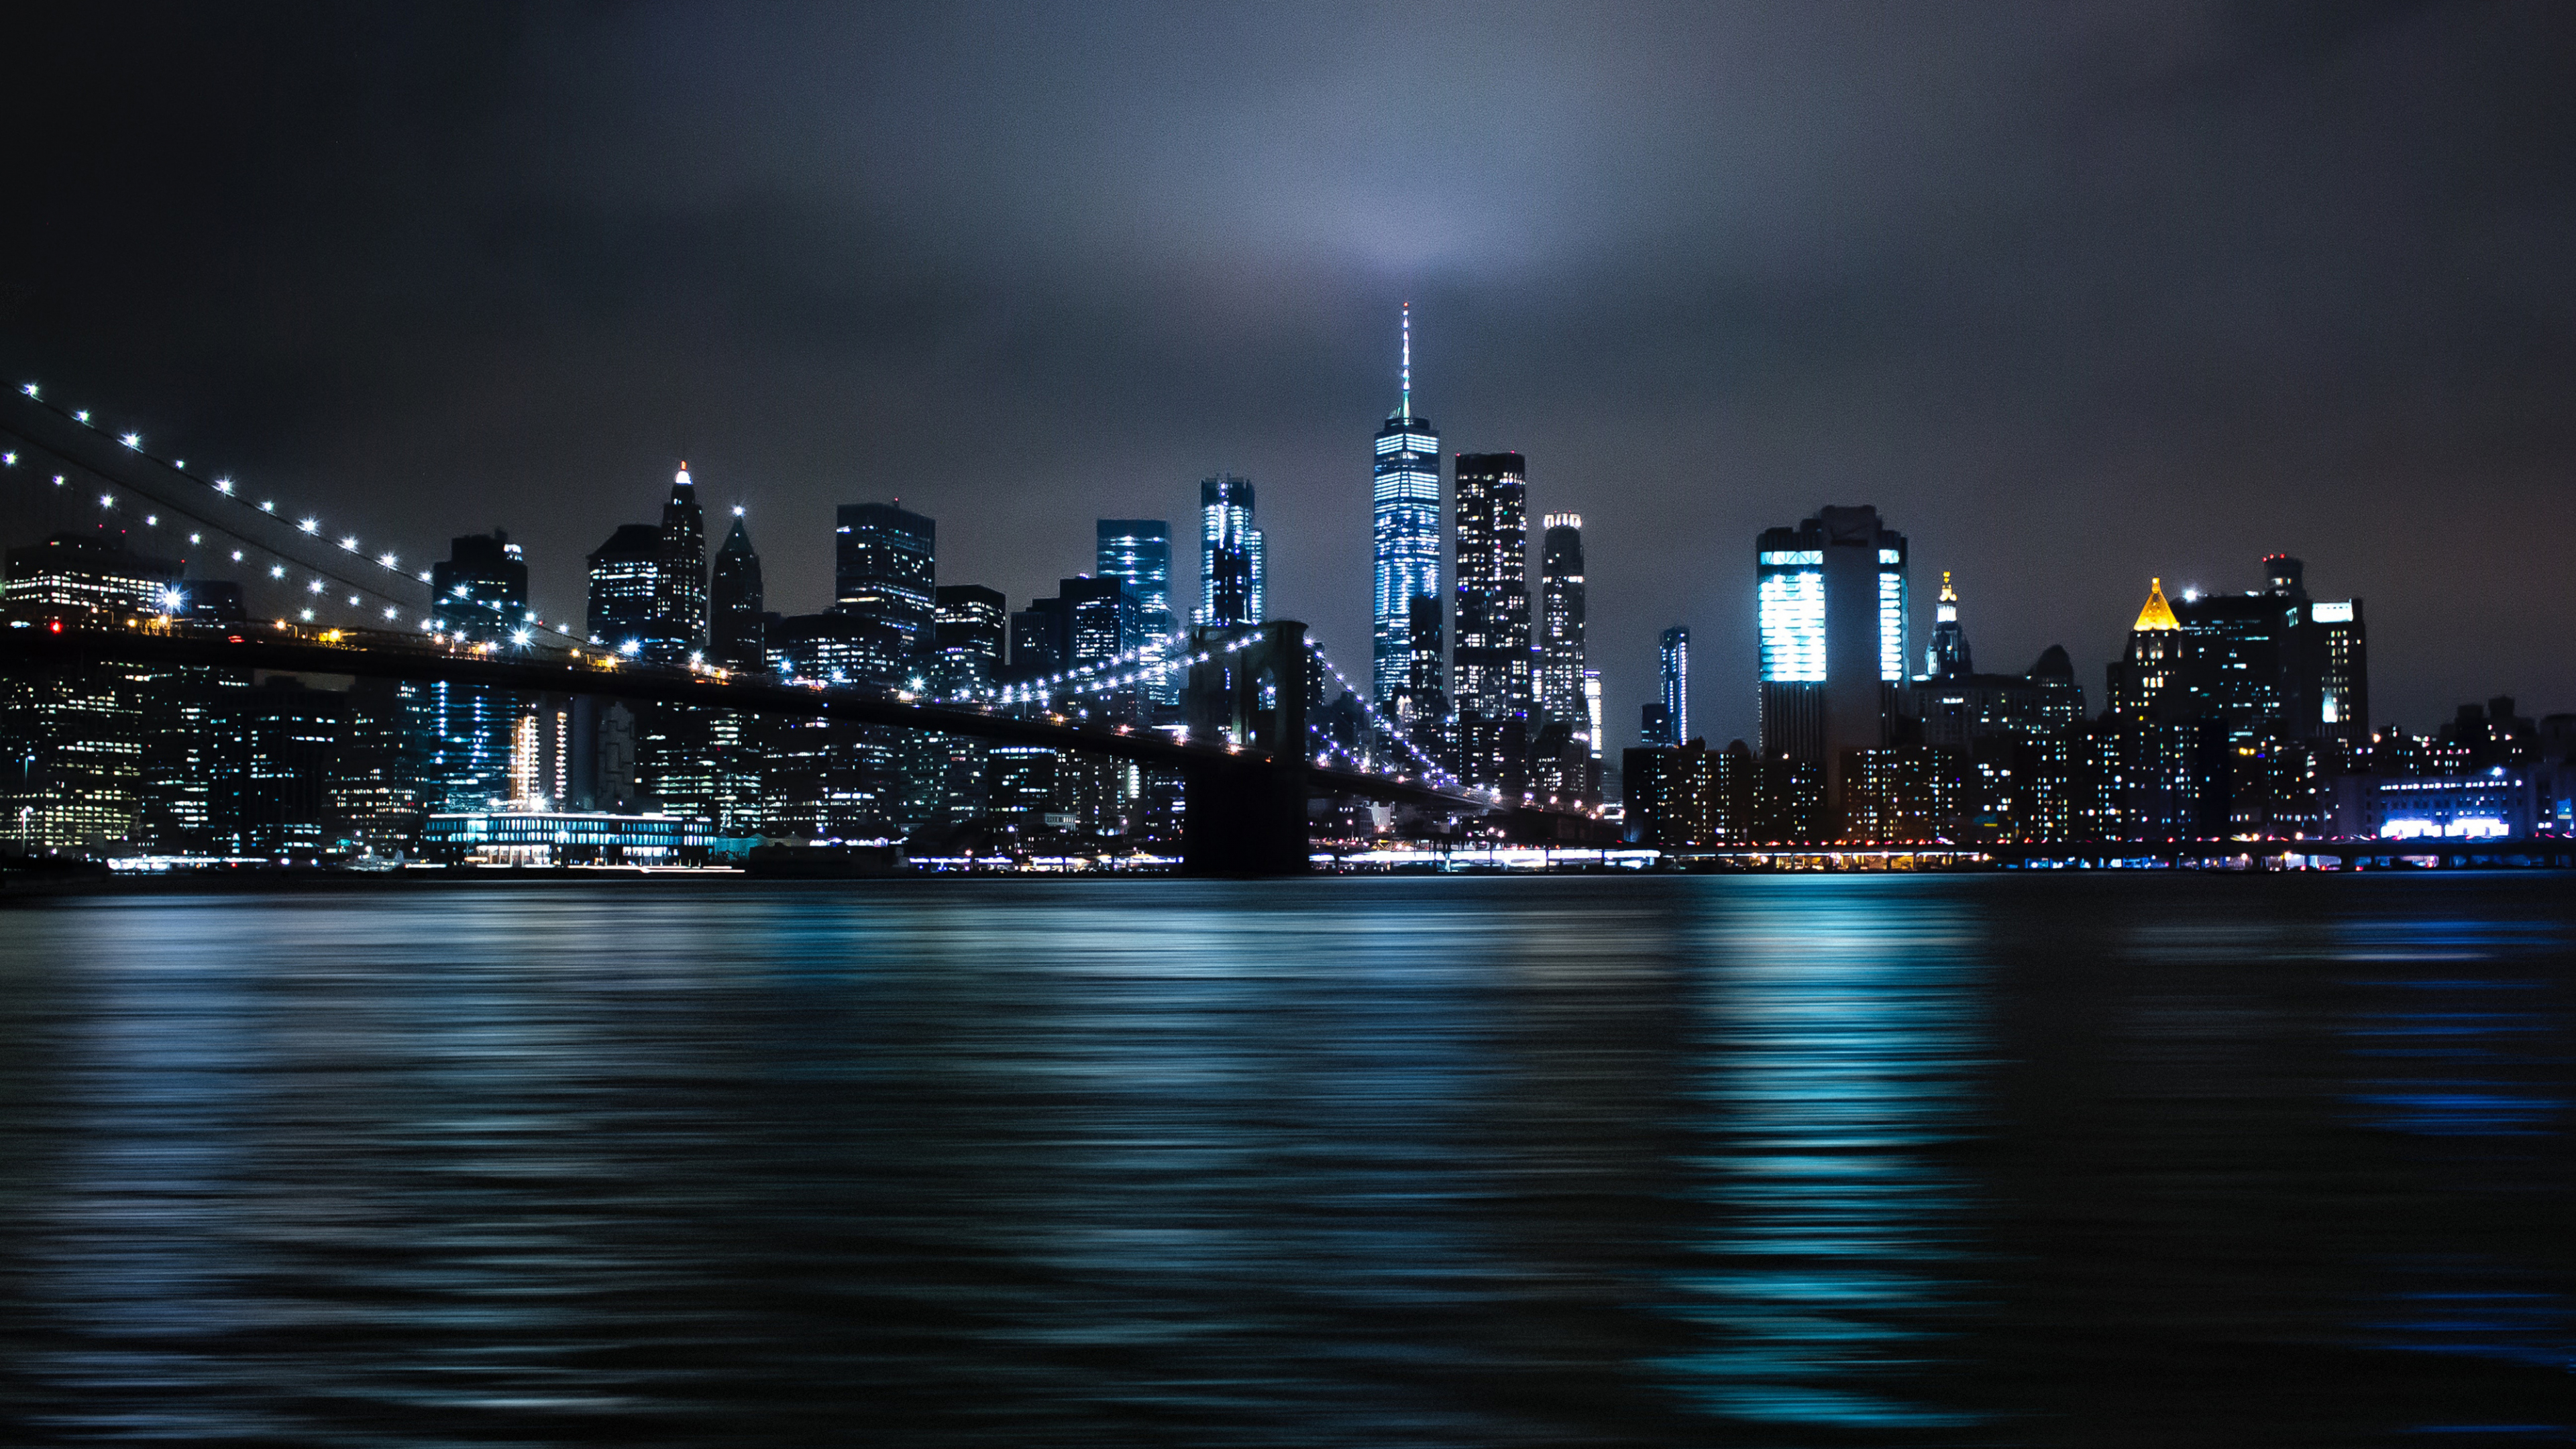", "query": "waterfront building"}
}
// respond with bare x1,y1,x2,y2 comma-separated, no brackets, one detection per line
1755,506,1907,830
425,533,533,814
1372,305,1442,707
423,807,714,865
649,464,708,663
709,510,766,672
1454,451,1532,798
1197,474,1263,627
585,523,661,653
834,502,937,665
